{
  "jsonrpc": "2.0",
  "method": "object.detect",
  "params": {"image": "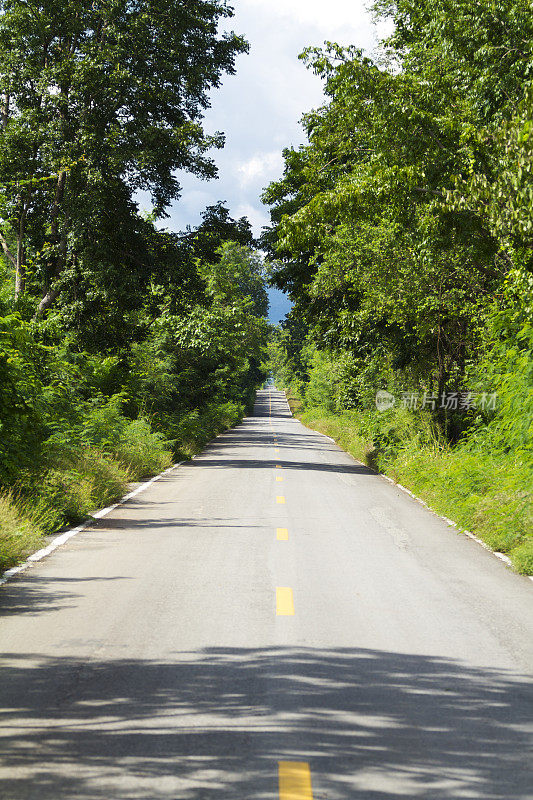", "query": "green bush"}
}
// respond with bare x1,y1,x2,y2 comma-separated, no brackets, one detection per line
305,349,345,412
300,408,374,464
115,419,173,478
75,396,174,478
390,446,531,555
80,394,129,452
39,450,131,525
173,401,245,456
